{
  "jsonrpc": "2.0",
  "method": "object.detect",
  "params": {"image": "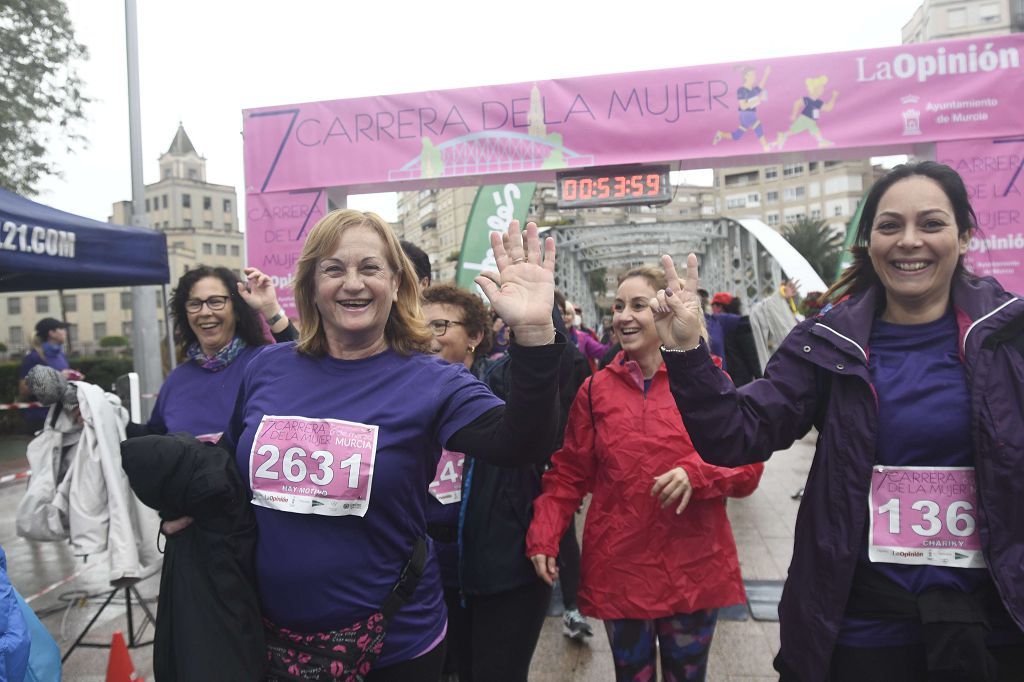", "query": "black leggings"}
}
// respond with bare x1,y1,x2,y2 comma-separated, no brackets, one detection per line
456,578,552,682
558,521,582,610
441,585,470,675
365,640,446,682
